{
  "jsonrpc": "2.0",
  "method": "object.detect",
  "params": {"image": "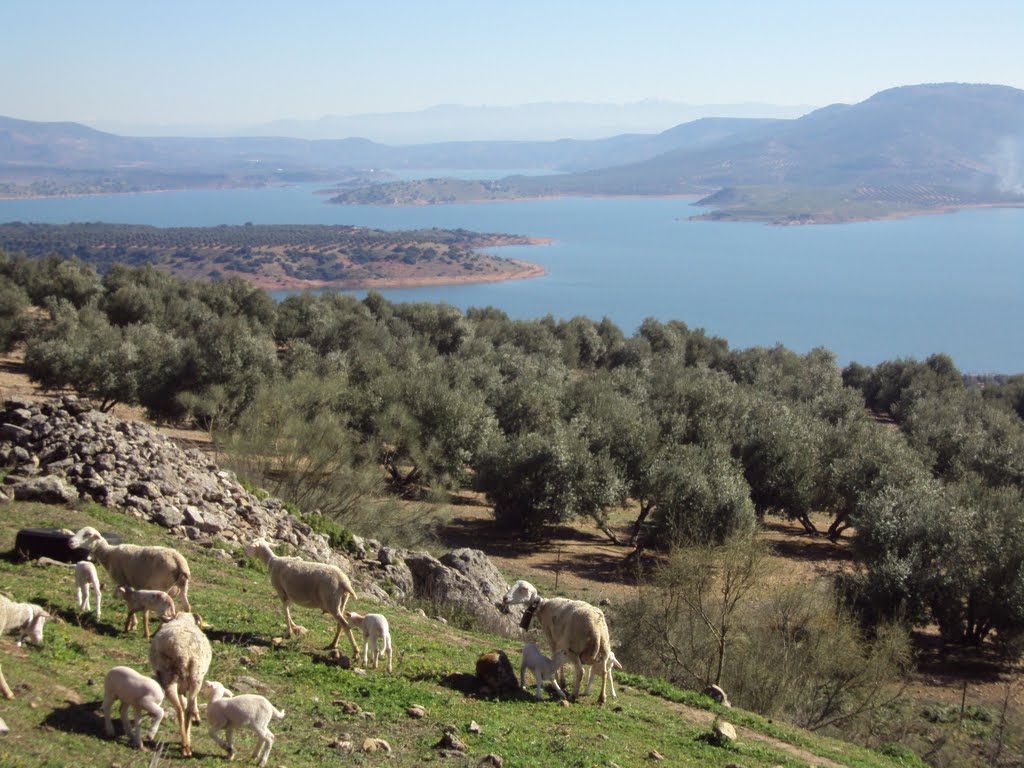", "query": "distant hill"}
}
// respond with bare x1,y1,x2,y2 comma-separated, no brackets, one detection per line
332,84,1024,221
0,112,782,197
